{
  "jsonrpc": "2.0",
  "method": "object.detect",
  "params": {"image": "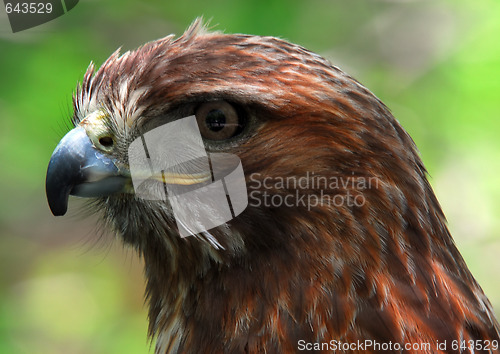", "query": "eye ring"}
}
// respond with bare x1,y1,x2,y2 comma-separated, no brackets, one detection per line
195,101,241,141
94,134,115,152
